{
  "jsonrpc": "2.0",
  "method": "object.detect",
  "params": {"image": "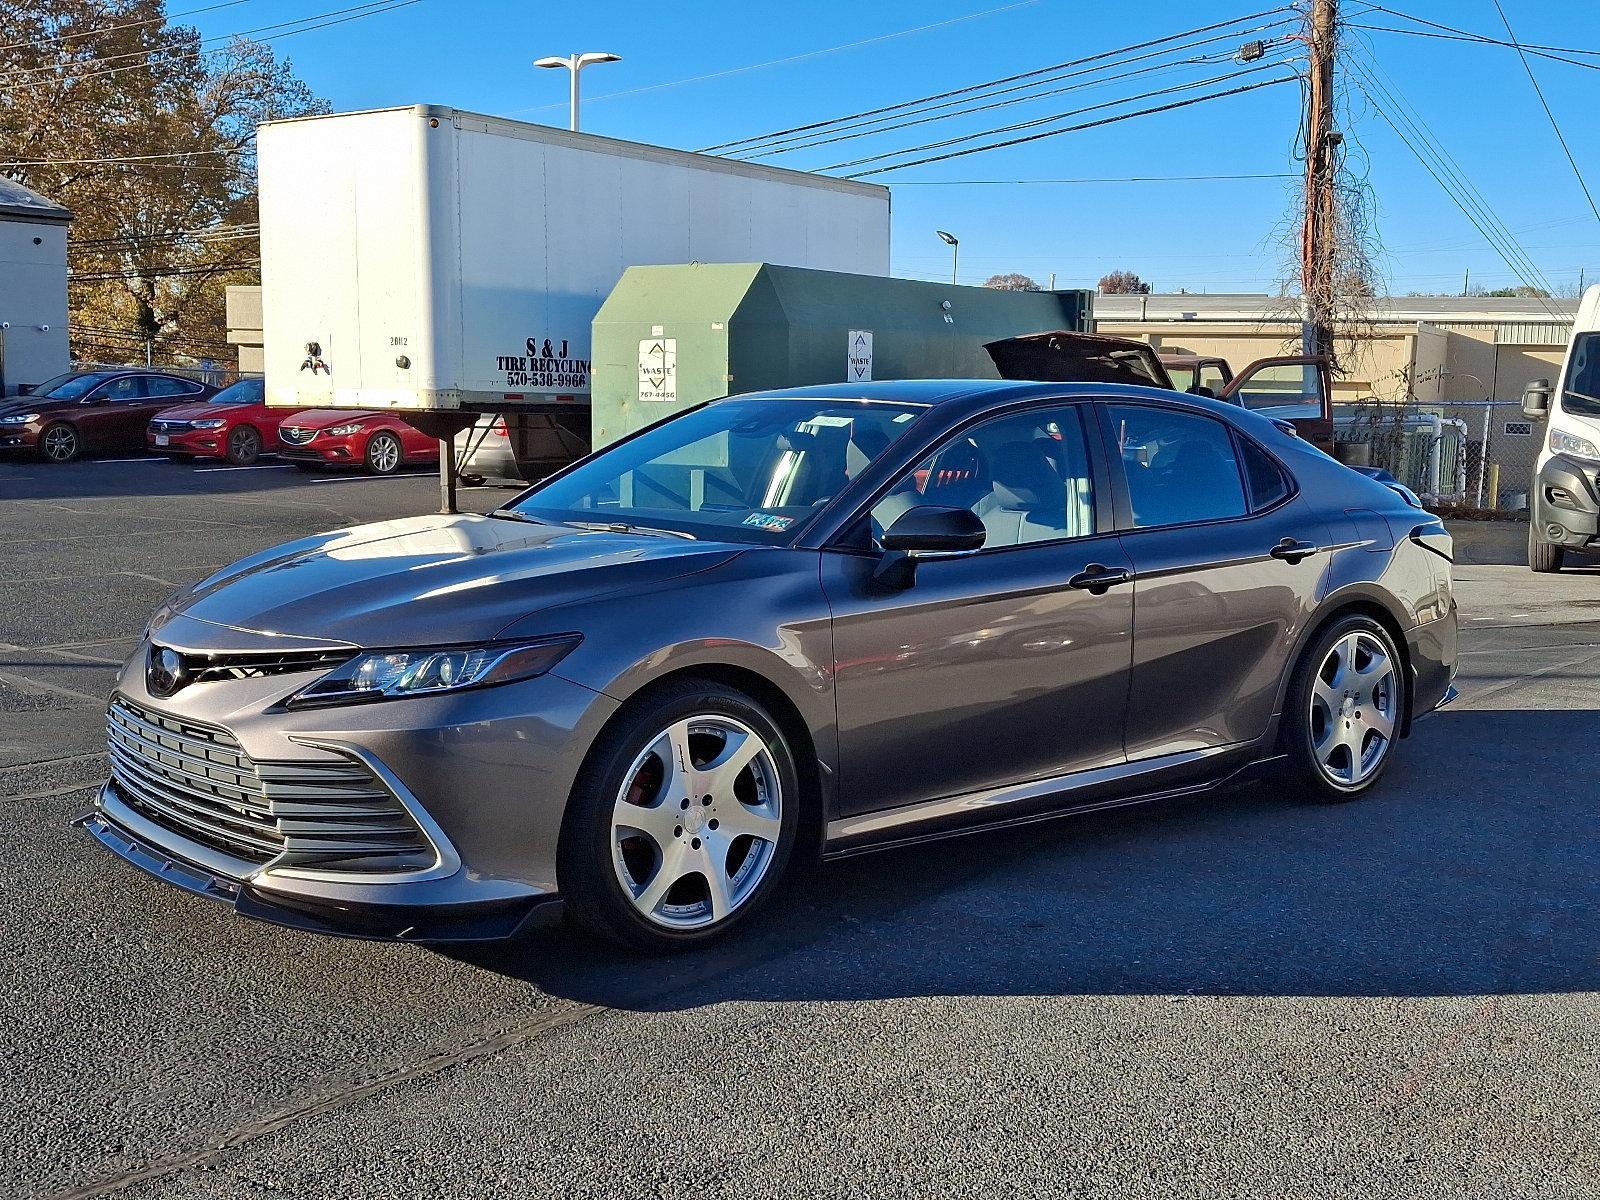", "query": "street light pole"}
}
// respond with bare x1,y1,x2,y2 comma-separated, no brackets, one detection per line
533,51,623,132
936,230,959,285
